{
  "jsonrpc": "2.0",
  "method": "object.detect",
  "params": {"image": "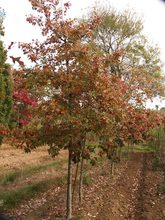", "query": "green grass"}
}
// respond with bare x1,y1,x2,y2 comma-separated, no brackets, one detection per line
122,145,155,153
86,143,100,148
159,183,165,194
0,181,49,209
83,173,92,186
1,172,19,185
152,156,165,171
0,175,68,209
55,175,68,186
132,145,155,153
0,159,66,185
